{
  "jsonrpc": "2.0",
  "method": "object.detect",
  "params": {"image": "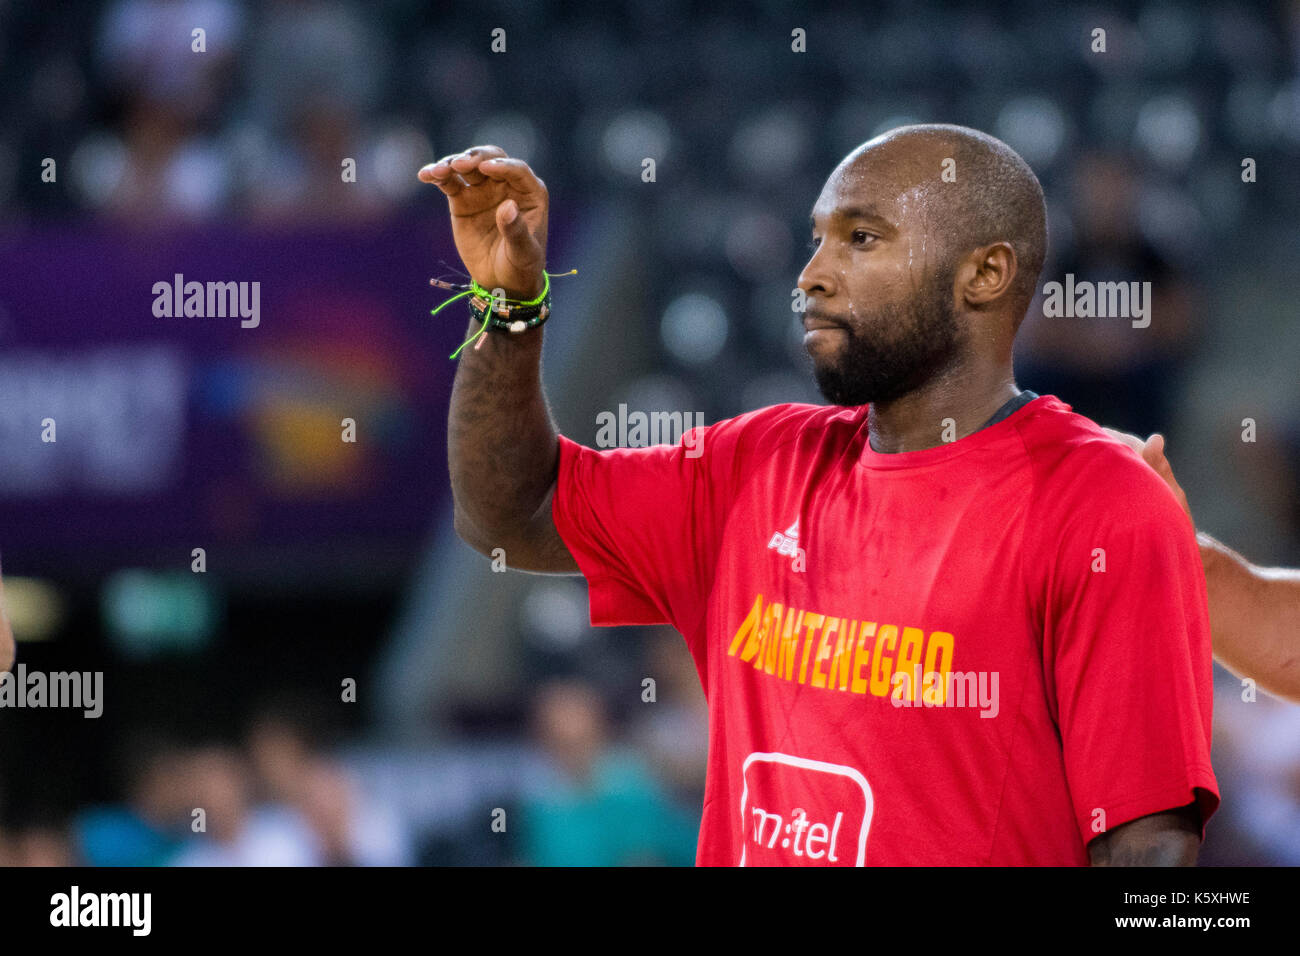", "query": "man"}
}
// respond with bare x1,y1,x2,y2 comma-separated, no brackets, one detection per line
1106,429,1300,703
421,124,1218,866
